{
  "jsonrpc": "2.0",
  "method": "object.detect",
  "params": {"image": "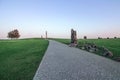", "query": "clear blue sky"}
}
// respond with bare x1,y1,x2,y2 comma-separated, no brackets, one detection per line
0,0,120,39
